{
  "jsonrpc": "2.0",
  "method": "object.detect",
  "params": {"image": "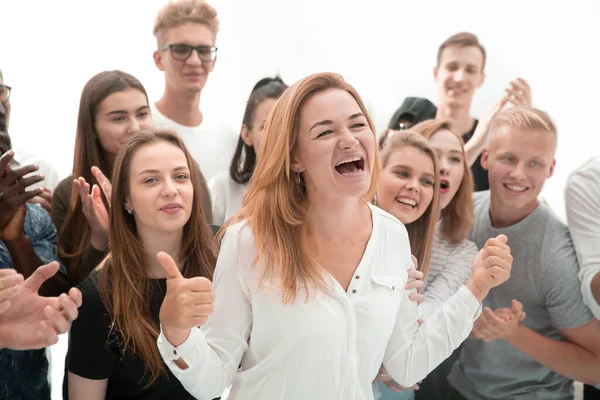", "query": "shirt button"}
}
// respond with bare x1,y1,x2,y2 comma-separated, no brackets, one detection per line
173,349,177,355
352,289,357,294
392,286,395,290
355,275,360,279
